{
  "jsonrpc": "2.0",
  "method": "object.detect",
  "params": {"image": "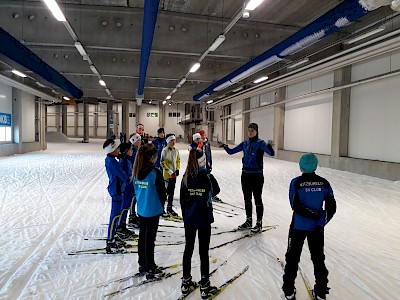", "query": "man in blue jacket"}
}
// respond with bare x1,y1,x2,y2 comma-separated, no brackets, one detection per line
219,123,274,232
282,153,337,300
152,127,167,169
